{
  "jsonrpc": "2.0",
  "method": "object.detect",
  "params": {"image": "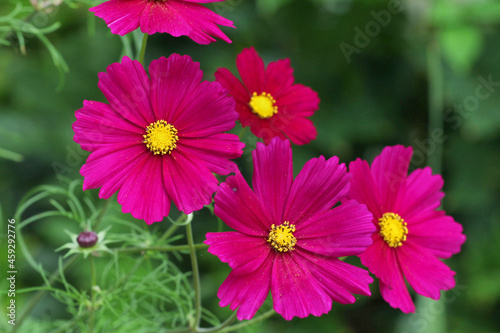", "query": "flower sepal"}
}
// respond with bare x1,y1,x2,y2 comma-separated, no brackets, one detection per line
56,227,113,259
